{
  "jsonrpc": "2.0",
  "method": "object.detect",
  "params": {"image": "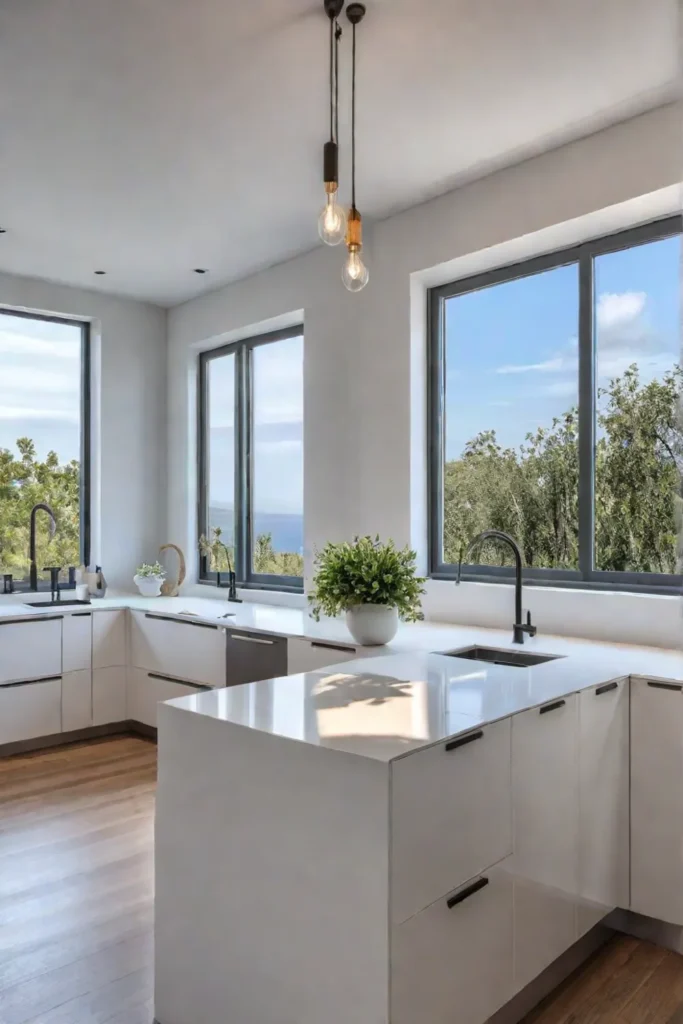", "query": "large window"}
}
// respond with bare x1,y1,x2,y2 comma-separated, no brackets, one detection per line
429,217,682,591
199,325,304,590
0,309,90,589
